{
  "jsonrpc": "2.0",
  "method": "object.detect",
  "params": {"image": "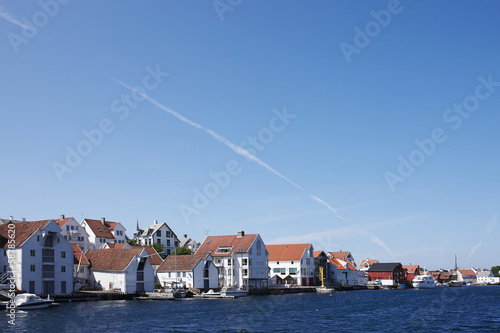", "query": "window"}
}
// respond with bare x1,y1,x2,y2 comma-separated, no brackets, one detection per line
42,249,54,263
61,266,66,272
242,259,248,266
30,250,35,257
291,261,294,264
70,225,74,230
61,251,66,258
306,258,311,265
156,230,161,237
242,269,248,276
168,272,171,278
233,269,235,276
66,226,70,231
277,261,279,265
289,268,297,275
227,259,232,266
280,268,286,274
29,281,35,294
274,268,280,273
256,240,262,256
156,239,162,245
64,236,67,240
30,265,36,272
249,259,252,266
137,271,144,281
216,246,232,254
183,272,186,277
167,240,170,246
42,265,54,278
79,267,84,273
166,231,171,237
